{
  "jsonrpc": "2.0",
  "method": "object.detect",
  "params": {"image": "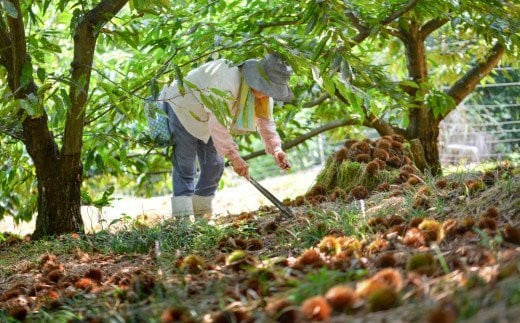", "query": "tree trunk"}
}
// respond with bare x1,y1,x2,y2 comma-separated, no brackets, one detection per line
399,22,442,175
32,160,83,239
21,106,84,239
